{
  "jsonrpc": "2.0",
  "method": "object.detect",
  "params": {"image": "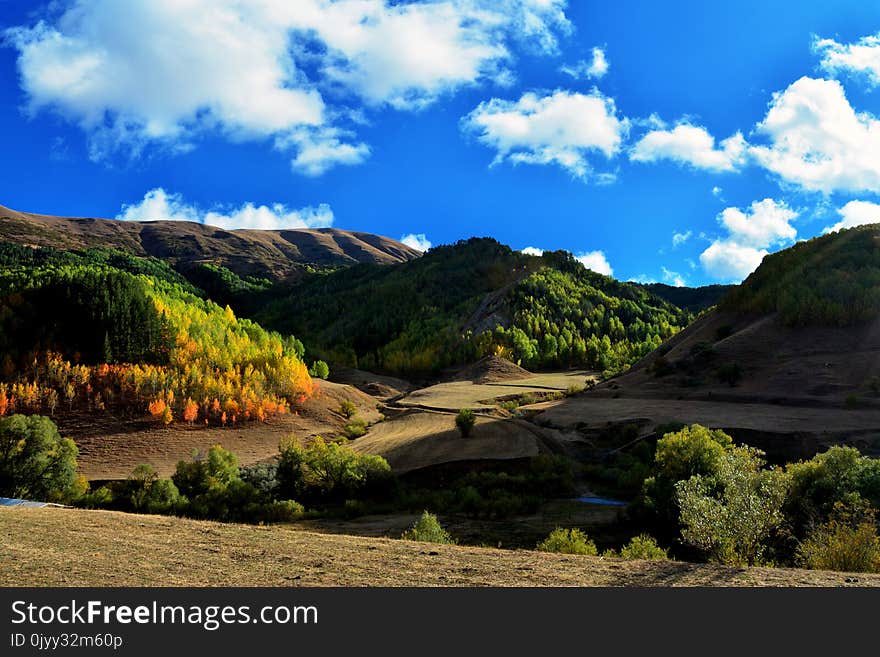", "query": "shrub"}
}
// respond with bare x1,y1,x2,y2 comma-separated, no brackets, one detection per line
618,534,669,561
641,424,733,530
784,446,880,539
676,447,789,566
124,464,182,514
239,462,279,498
401,511,455,544
565,384,585,396
343,418,368,439
536,528,598,555
0,414,86,503
455,408,476,437
797,499,880,573
716,363,742,386
309,360,330,380
339,400,357,419
276,436,391,503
